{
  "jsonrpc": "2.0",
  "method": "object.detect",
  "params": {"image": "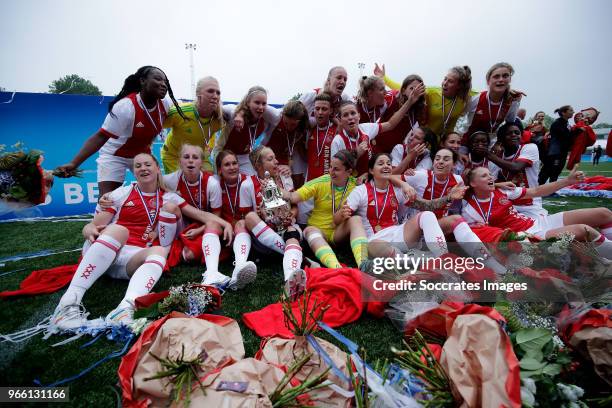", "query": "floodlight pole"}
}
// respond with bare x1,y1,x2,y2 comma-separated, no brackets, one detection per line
185,43,197,100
